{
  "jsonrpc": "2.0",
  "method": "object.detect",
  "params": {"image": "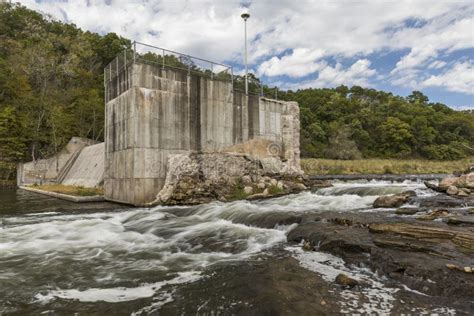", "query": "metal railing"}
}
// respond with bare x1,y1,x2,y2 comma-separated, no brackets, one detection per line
105,41,233,85
104,41,283,100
